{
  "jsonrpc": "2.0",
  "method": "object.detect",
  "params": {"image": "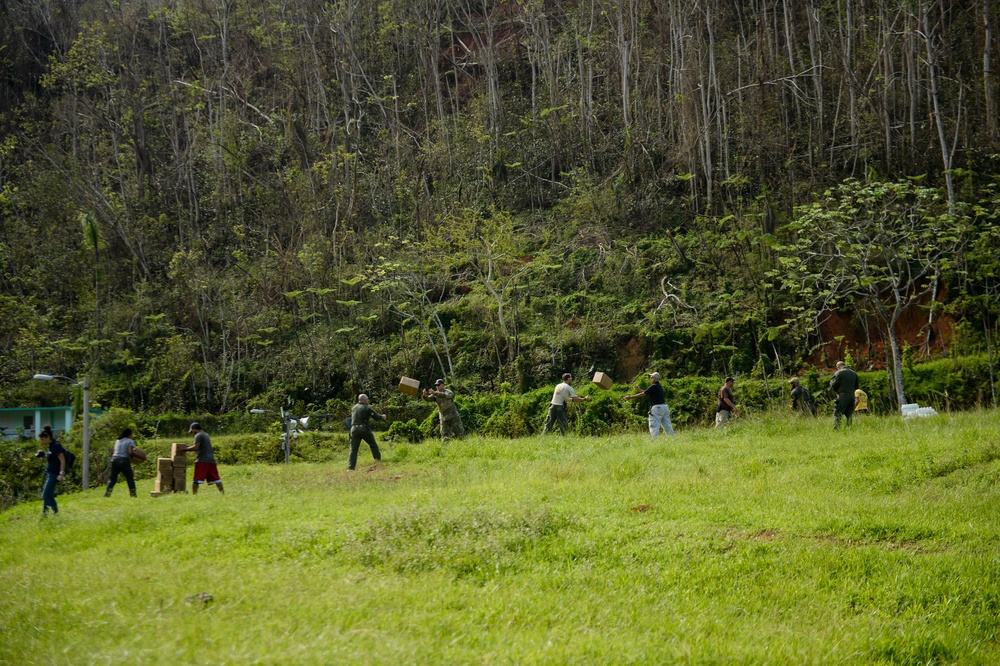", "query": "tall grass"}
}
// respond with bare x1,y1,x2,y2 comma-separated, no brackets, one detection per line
3,411,1000,663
